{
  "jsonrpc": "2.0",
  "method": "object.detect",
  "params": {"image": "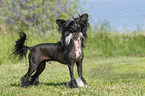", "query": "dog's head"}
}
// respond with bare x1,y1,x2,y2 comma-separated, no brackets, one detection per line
56,13,89,46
